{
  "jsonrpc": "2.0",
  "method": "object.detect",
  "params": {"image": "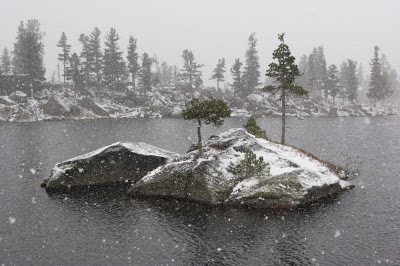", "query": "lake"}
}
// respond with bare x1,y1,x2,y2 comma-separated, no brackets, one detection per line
0,117,399,265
